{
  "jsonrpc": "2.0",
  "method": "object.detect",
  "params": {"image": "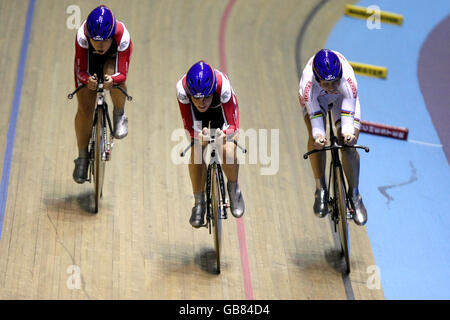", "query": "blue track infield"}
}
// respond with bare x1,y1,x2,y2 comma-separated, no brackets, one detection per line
326,0,450,299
